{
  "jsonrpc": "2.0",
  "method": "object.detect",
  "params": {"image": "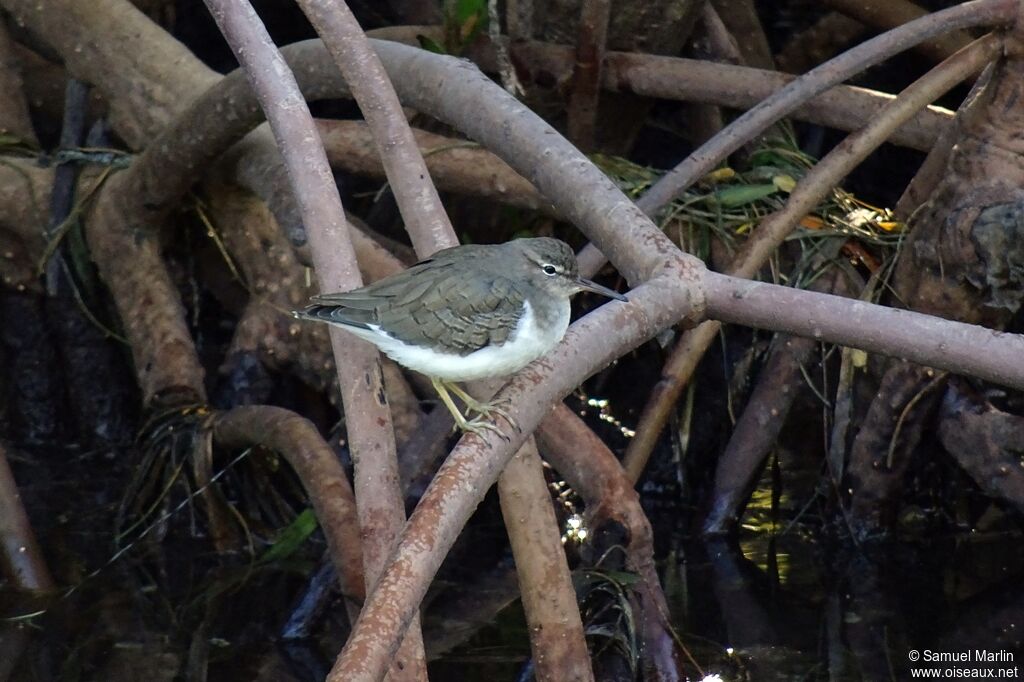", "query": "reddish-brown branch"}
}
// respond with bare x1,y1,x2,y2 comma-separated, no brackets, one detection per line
775,12,867,75
0,443,55,593
89,181,208,404
212,405,365,600
709,0,773,69
822,0,974,62
938,382,1024,514
536,404,683,681
317,119,552,213
0,0,217,149
497,441,594,682
0,19,37,144
704,272,1024,389
567,0,610,152
0,158,49,256
498,39,952,154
